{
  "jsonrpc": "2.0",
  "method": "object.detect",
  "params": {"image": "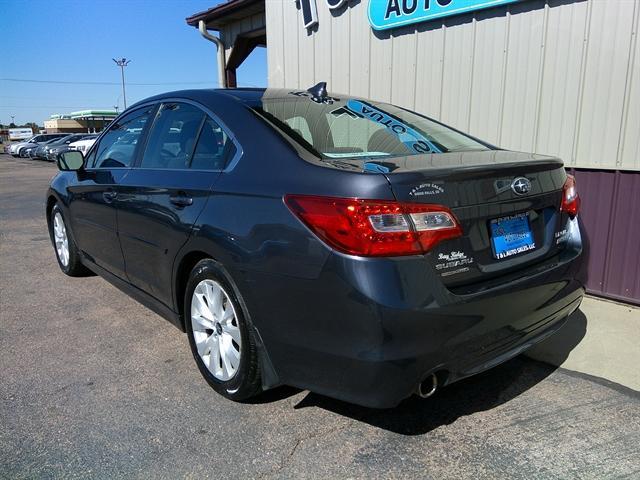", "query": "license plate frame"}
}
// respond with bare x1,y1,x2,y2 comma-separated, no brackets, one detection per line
489,212,536,259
